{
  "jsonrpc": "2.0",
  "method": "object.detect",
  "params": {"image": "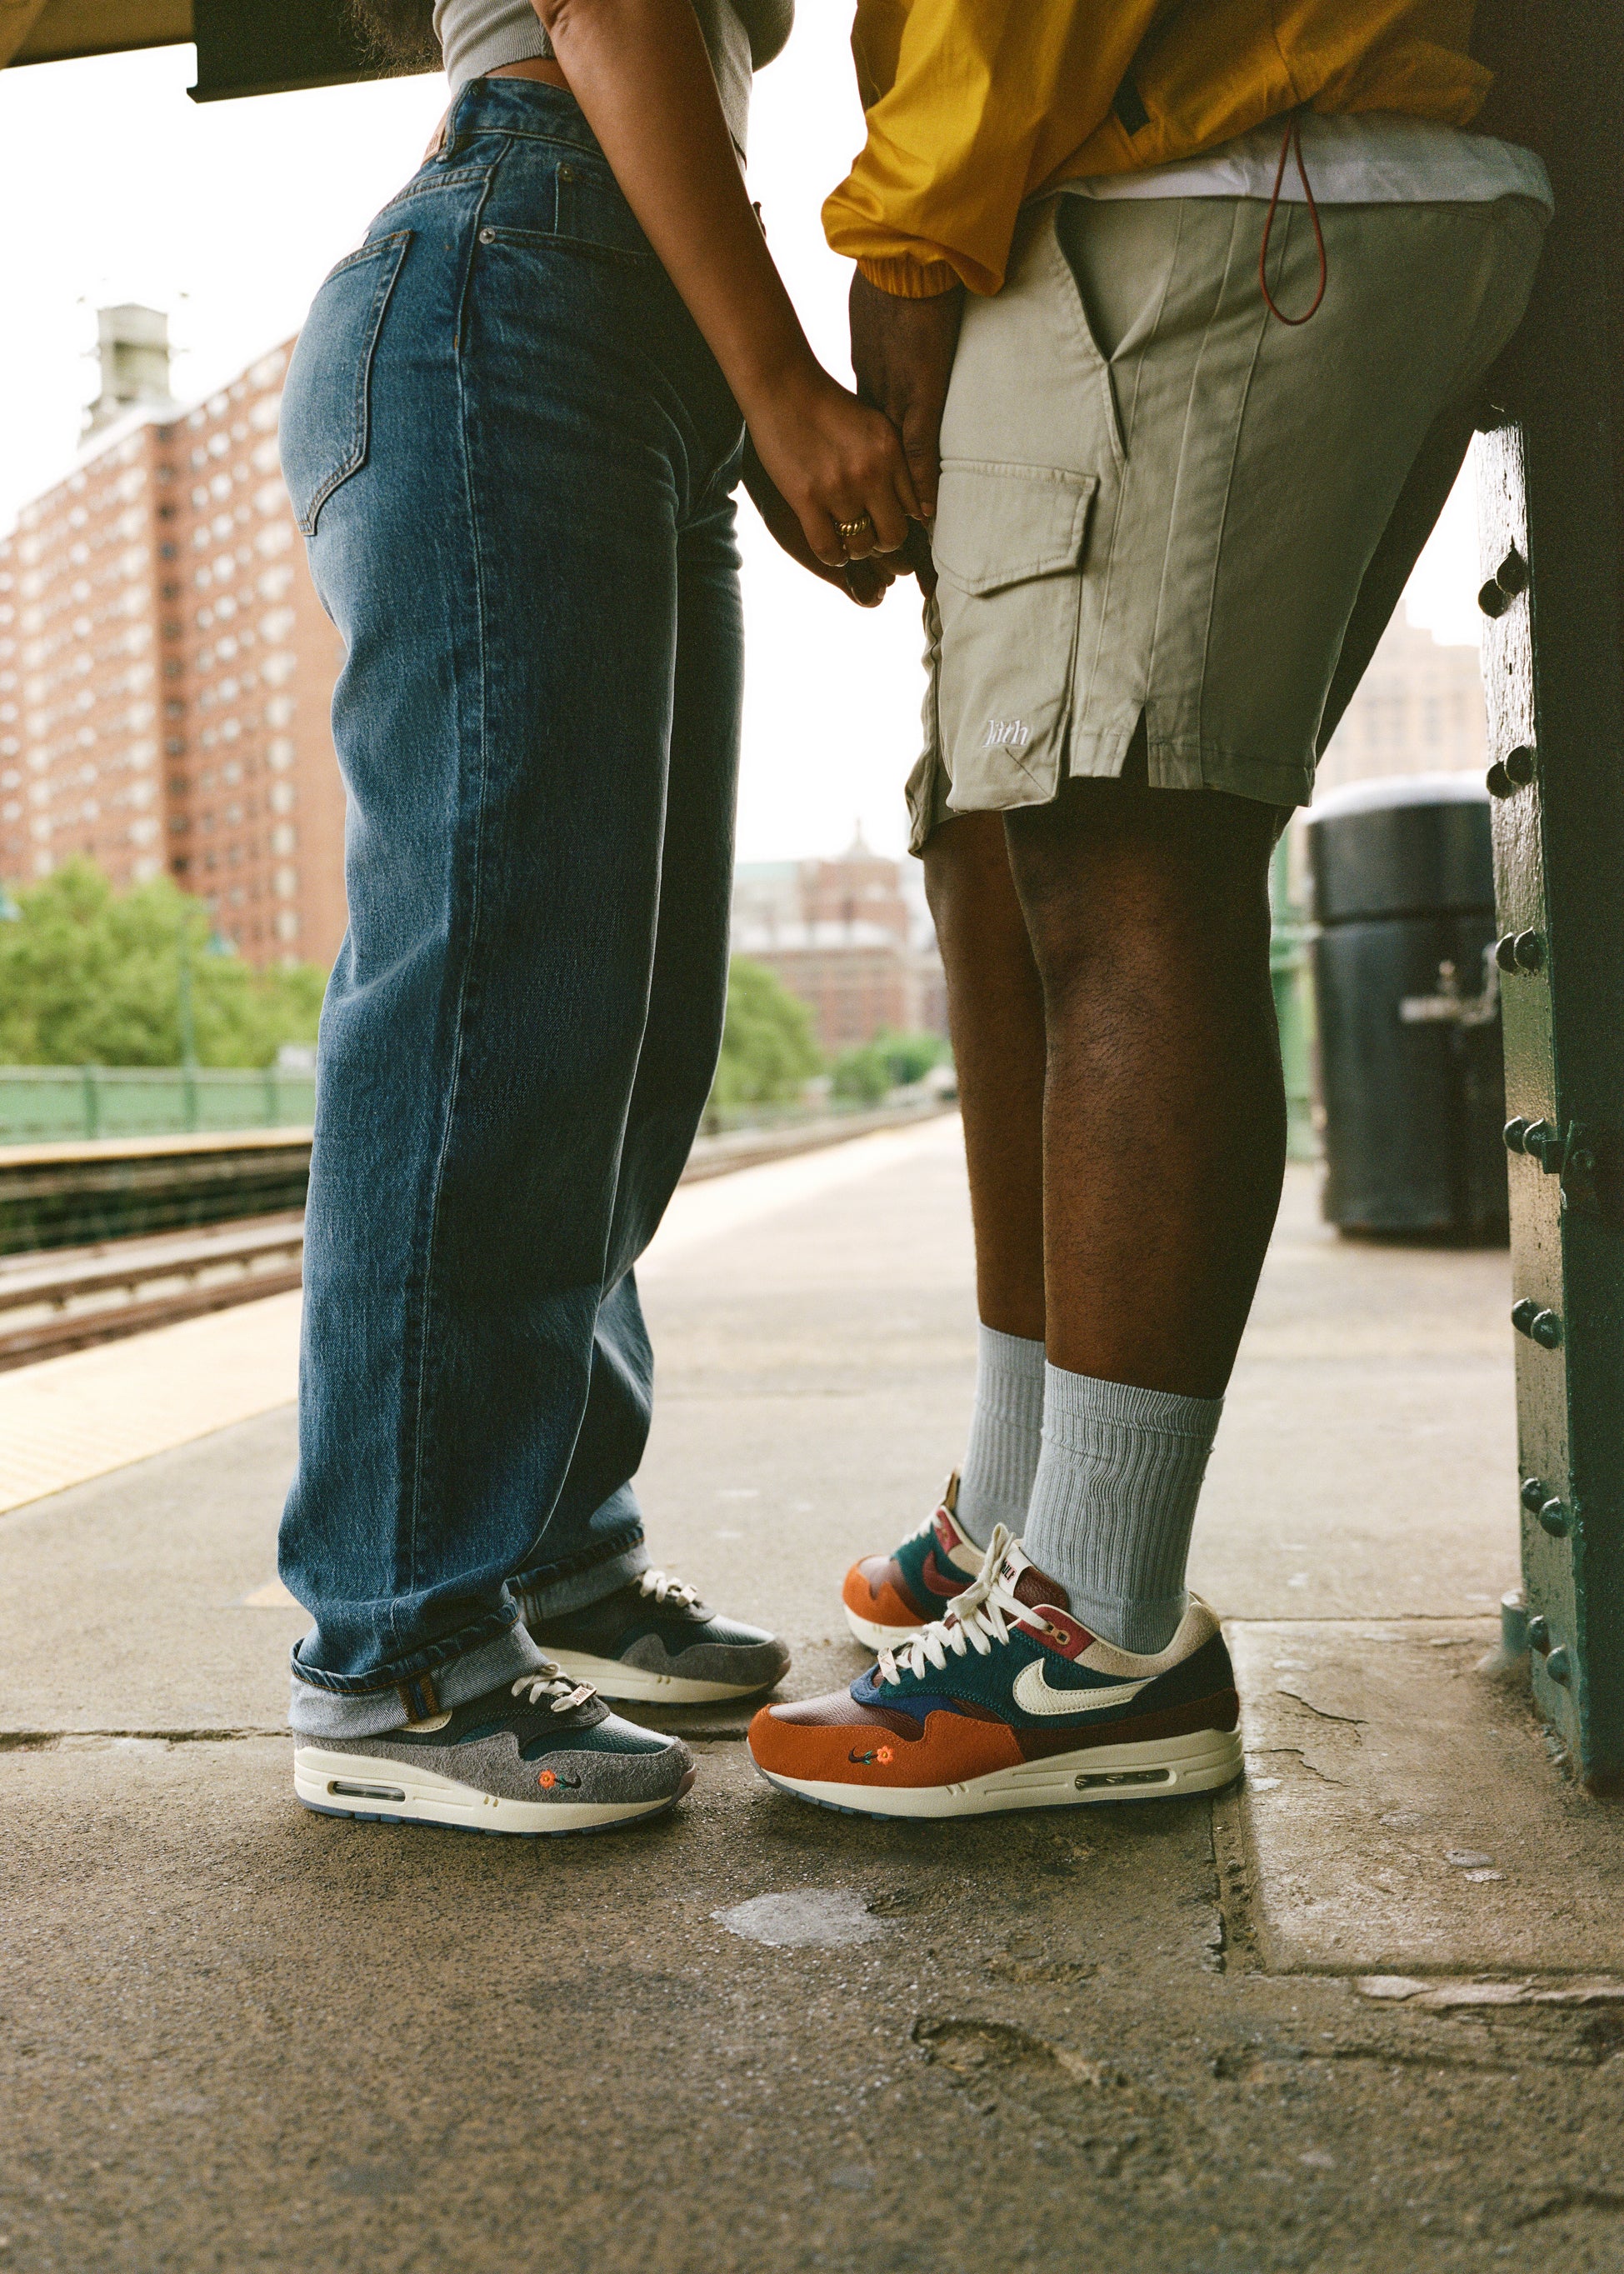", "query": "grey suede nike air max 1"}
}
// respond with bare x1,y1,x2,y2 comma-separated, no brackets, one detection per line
293,1667,695,1837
